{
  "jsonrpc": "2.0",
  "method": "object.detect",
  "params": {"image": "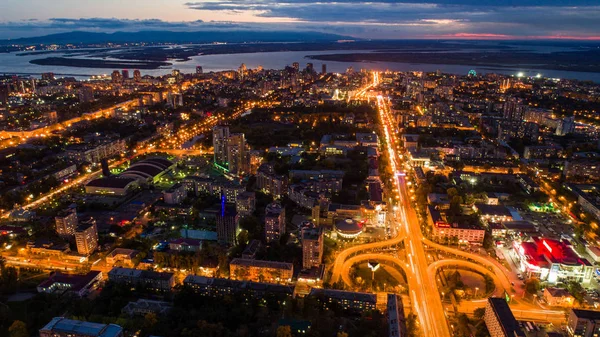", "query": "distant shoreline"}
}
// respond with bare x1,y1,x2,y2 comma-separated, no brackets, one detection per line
306,51,600,74
29,57,171,69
